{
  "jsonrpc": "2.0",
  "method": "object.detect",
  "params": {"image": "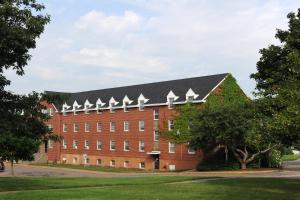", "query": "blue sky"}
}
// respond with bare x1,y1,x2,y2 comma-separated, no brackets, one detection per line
4,0,300,96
